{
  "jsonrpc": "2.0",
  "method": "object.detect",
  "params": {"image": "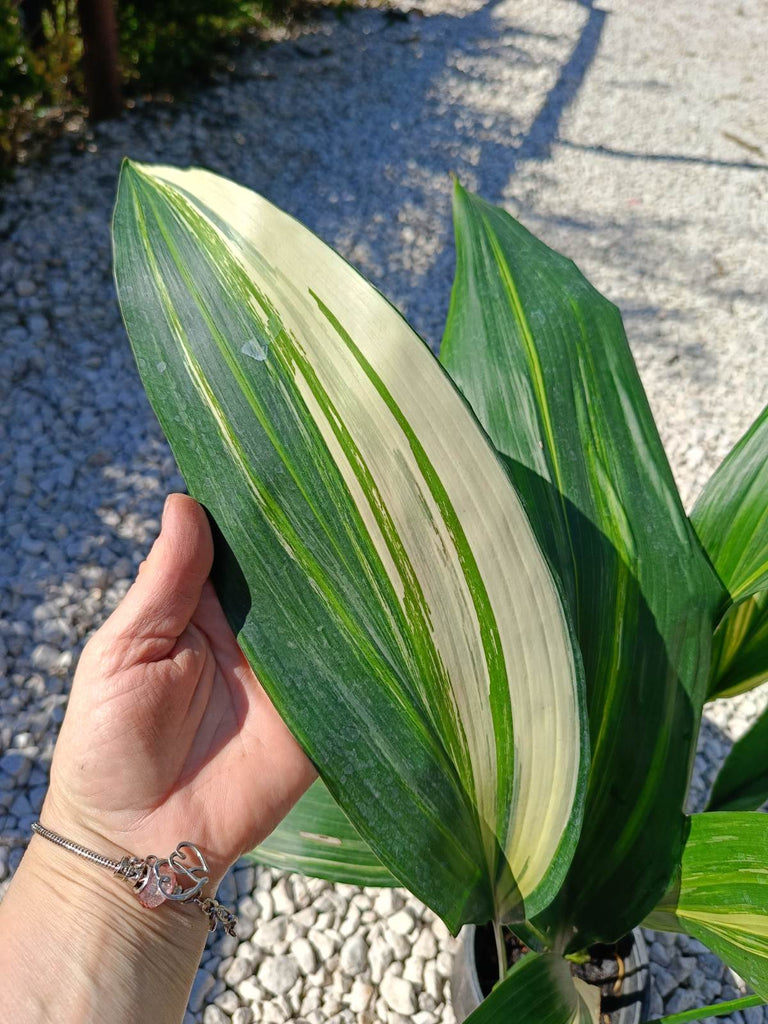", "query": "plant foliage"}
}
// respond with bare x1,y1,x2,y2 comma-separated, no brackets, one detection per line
0,0,301,171
114,161,589,931
113,162,768,1021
